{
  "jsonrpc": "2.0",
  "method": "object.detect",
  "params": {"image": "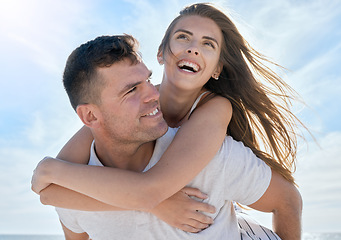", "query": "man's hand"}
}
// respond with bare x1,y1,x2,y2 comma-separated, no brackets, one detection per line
31,157,55,194
149,187,216,233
